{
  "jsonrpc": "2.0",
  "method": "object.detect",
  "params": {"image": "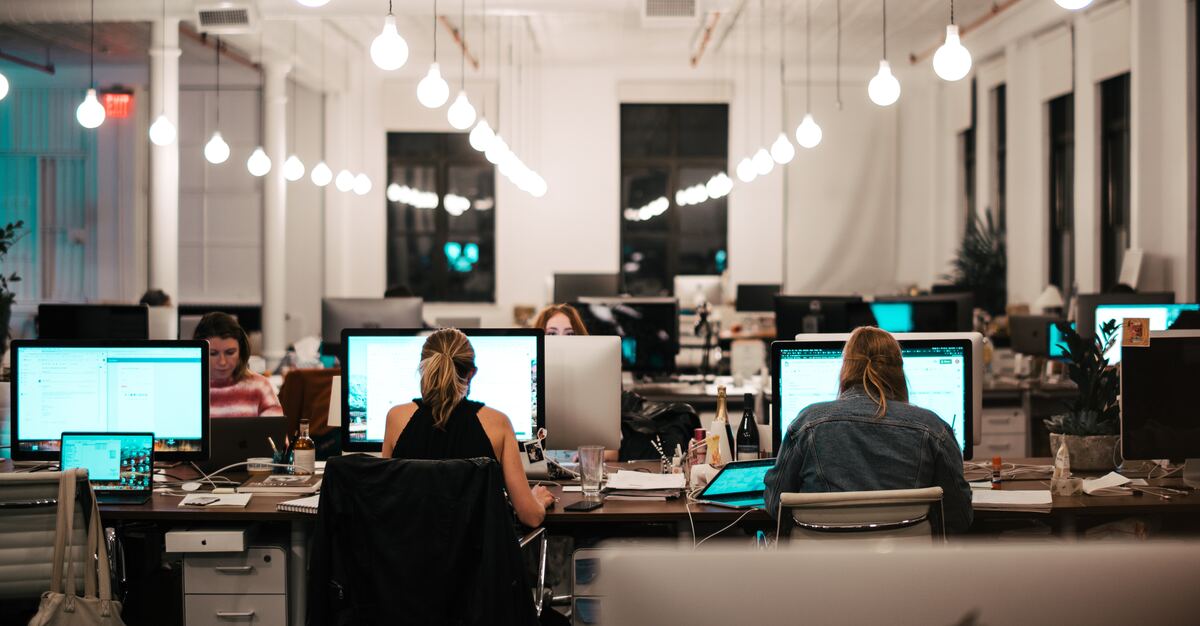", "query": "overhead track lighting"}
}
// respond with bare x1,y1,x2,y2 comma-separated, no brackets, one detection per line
76,0,106,129
371,1,410,70
933,0,972,82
